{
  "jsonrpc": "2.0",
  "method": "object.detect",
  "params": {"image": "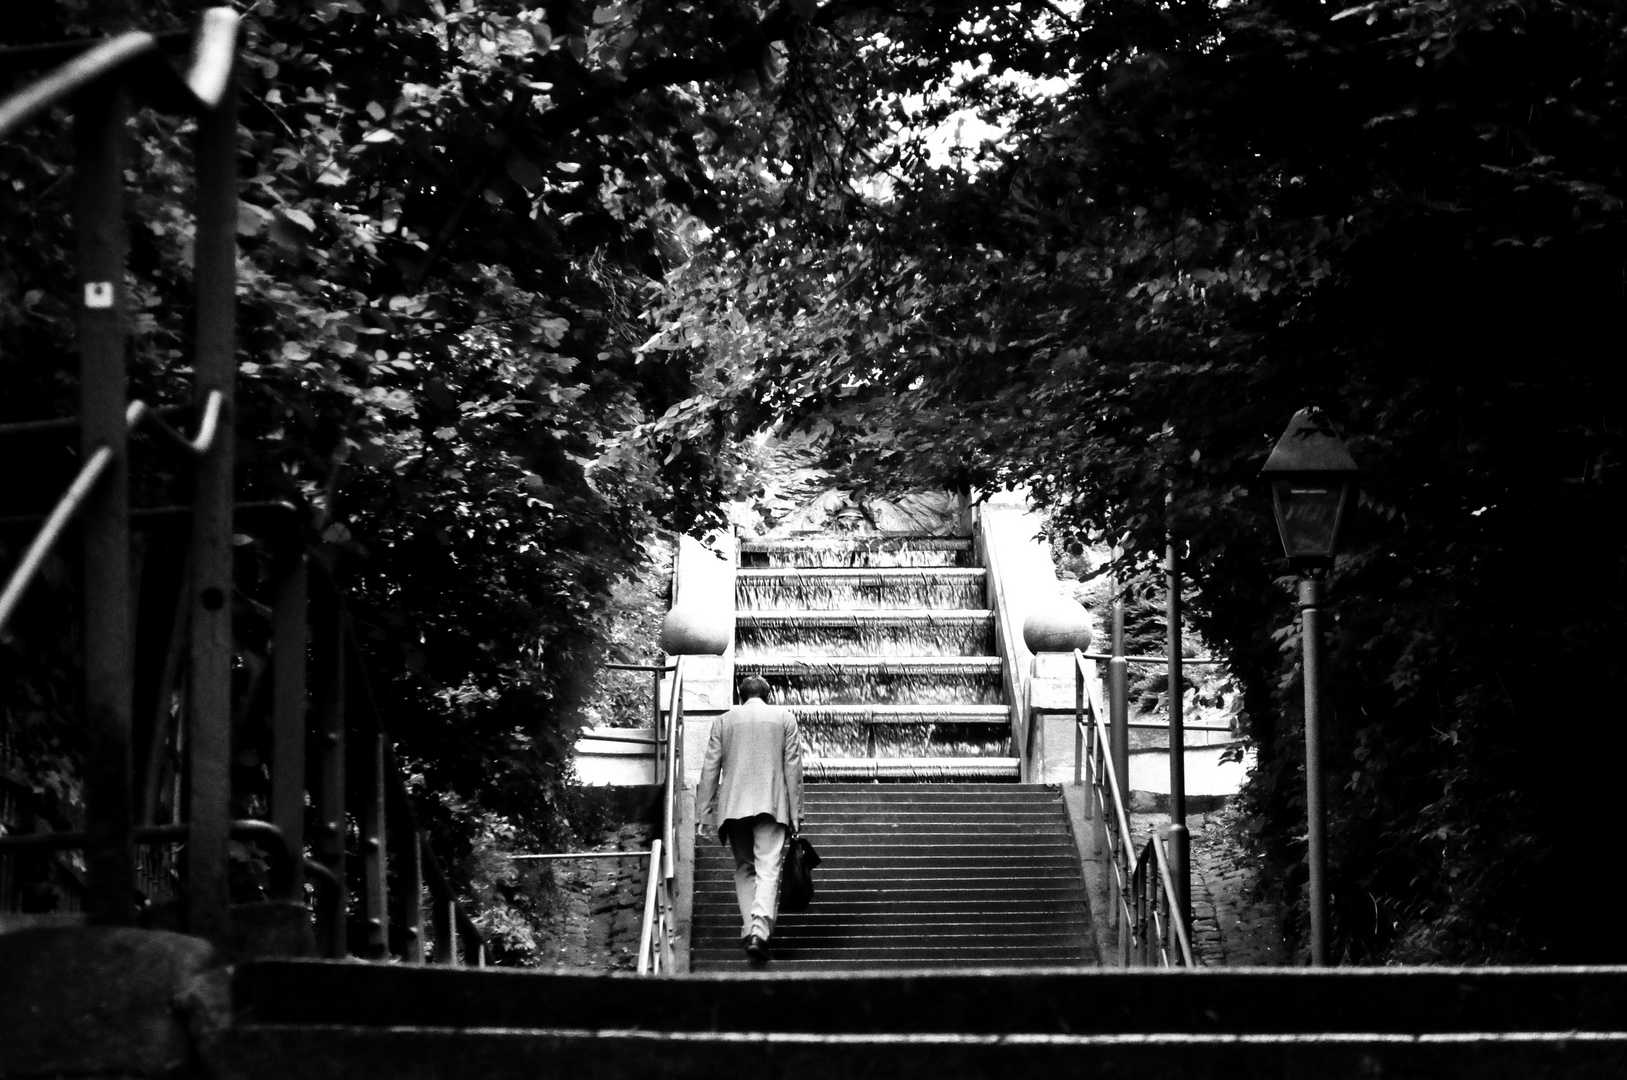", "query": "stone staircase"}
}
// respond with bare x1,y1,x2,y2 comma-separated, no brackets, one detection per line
205,959,1627,1080
14,929,1627,1080
691,533,1094,970
692,782,1094,969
